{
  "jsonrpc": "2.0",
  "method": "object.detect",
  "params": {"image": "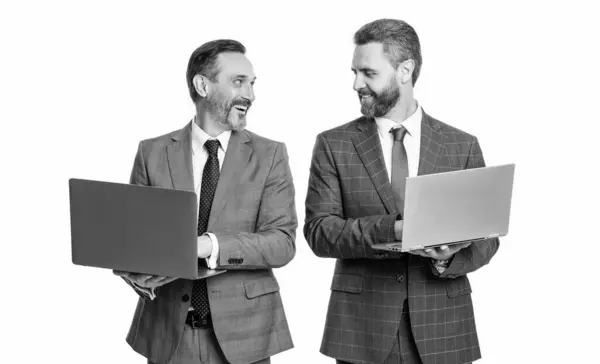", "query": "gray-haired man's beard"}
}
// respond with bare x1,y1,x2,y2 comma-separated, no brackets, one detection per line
205,93,248,131
358,80,401,118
